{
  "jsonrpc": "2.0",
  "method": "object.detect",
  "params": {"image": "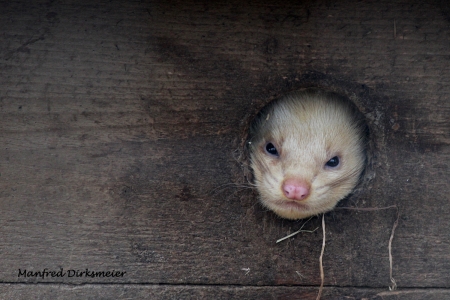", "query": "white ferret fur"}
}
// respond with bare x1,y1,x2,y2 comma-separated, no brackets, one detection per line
248,88,367,220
